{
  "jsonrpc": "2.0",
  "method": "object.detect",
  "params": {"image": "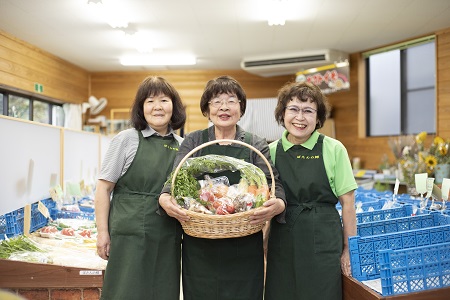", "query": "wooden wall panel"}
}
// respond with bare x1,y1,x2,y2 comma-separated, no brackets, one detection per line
0,30,89,103
437,29,450,140
1,27,449,171
90,70,292,133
